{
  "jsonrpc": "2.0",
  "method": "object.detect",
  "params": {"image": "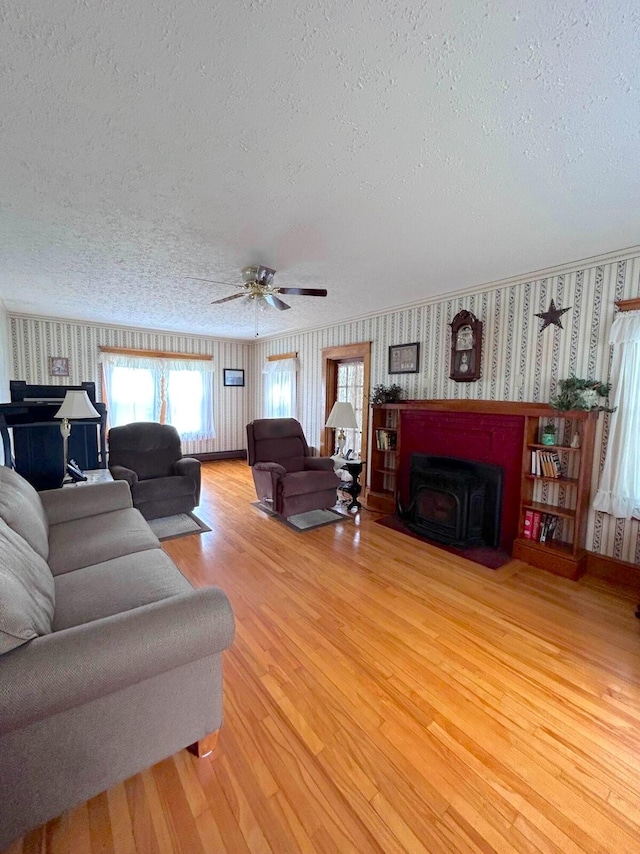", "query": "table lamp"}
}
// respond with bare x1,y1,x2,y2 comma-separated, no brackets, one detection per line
325,401,358,457
54,390,100,482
